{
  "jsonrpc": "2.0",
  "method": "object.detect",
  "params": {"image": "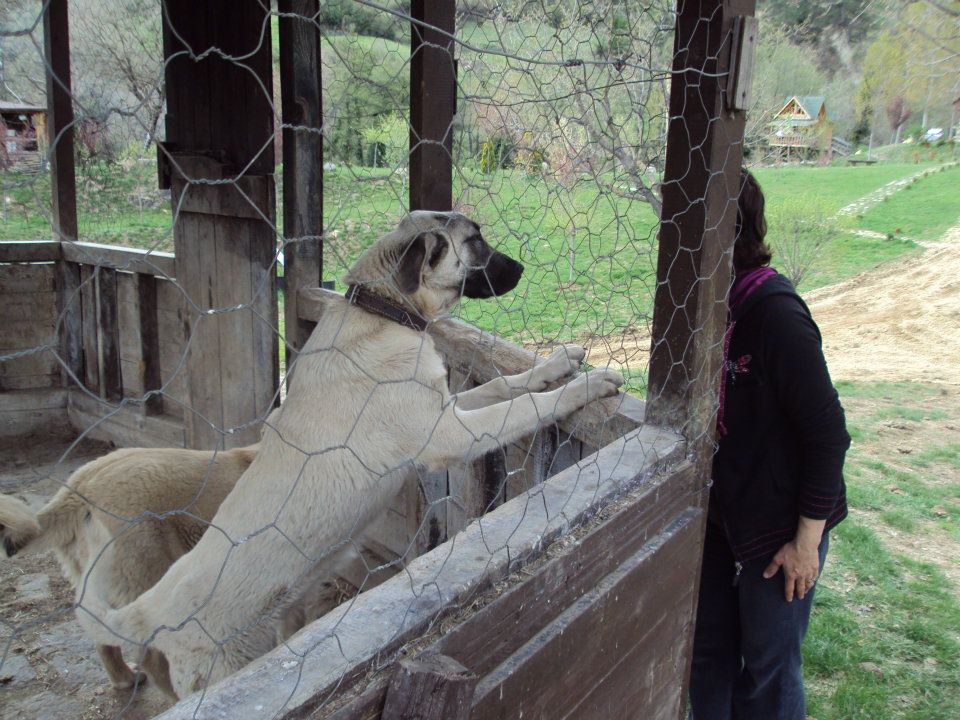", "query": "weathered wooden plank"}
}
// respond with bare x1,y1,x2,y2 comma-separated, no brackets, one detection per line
0,293,57,321
79,264,100,393
61,241,176,277
409,0,456,212
67,389,186,448
171,177,275,222
0,375,61,392
177,212,224,449
0,241,60,263
432,462,697,679
137,273,164,414
213,215,256,440
0,263,57,293
0,349,60,380
469,511,701,720
154,424,683,720
307,461,697,720
381,655,476,720
0,318,57,347
0,388,68,413
96,268,123,400
0,389,69,439
278,0,325,362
